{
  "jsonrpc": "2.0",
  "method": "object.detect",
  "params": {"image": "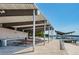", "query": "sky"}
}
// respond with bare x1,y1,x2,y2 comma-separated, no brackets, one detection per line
36,3,79,35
